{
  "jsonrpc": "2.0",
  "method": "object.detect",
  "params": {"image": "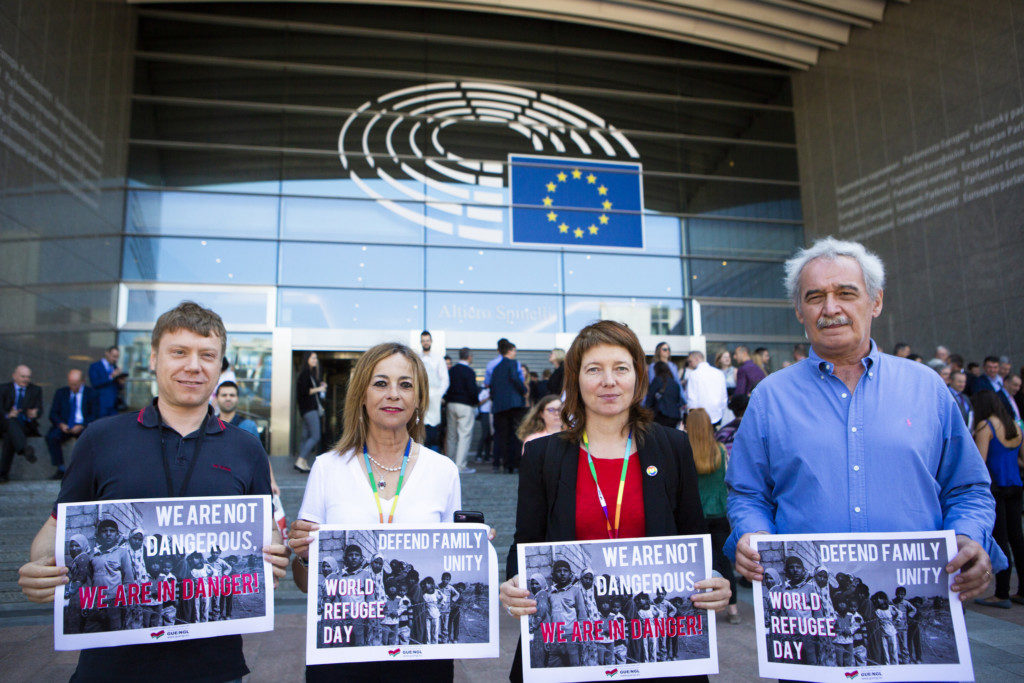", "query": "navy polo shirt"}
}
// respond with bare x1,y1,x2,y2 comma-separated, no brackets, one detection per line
56,400,272,683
